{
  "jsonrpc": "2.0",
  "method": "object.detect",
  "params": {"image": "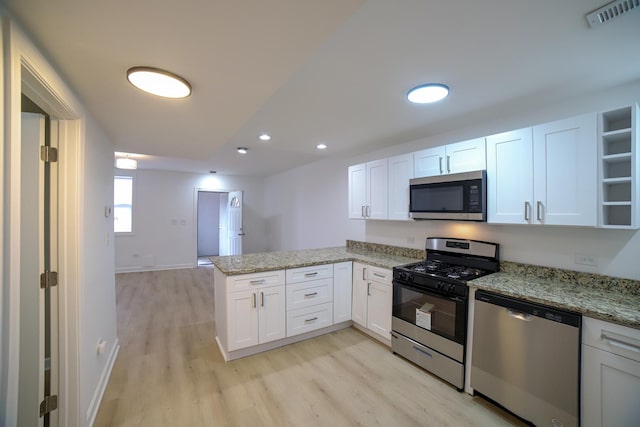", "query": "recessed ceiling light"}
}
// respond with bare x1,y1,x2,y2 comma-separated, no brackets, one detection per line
407,83,449,104
237,147,248,154
115,157,137,170
127,66,192,98
316,143,328,150
259,133,271,141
